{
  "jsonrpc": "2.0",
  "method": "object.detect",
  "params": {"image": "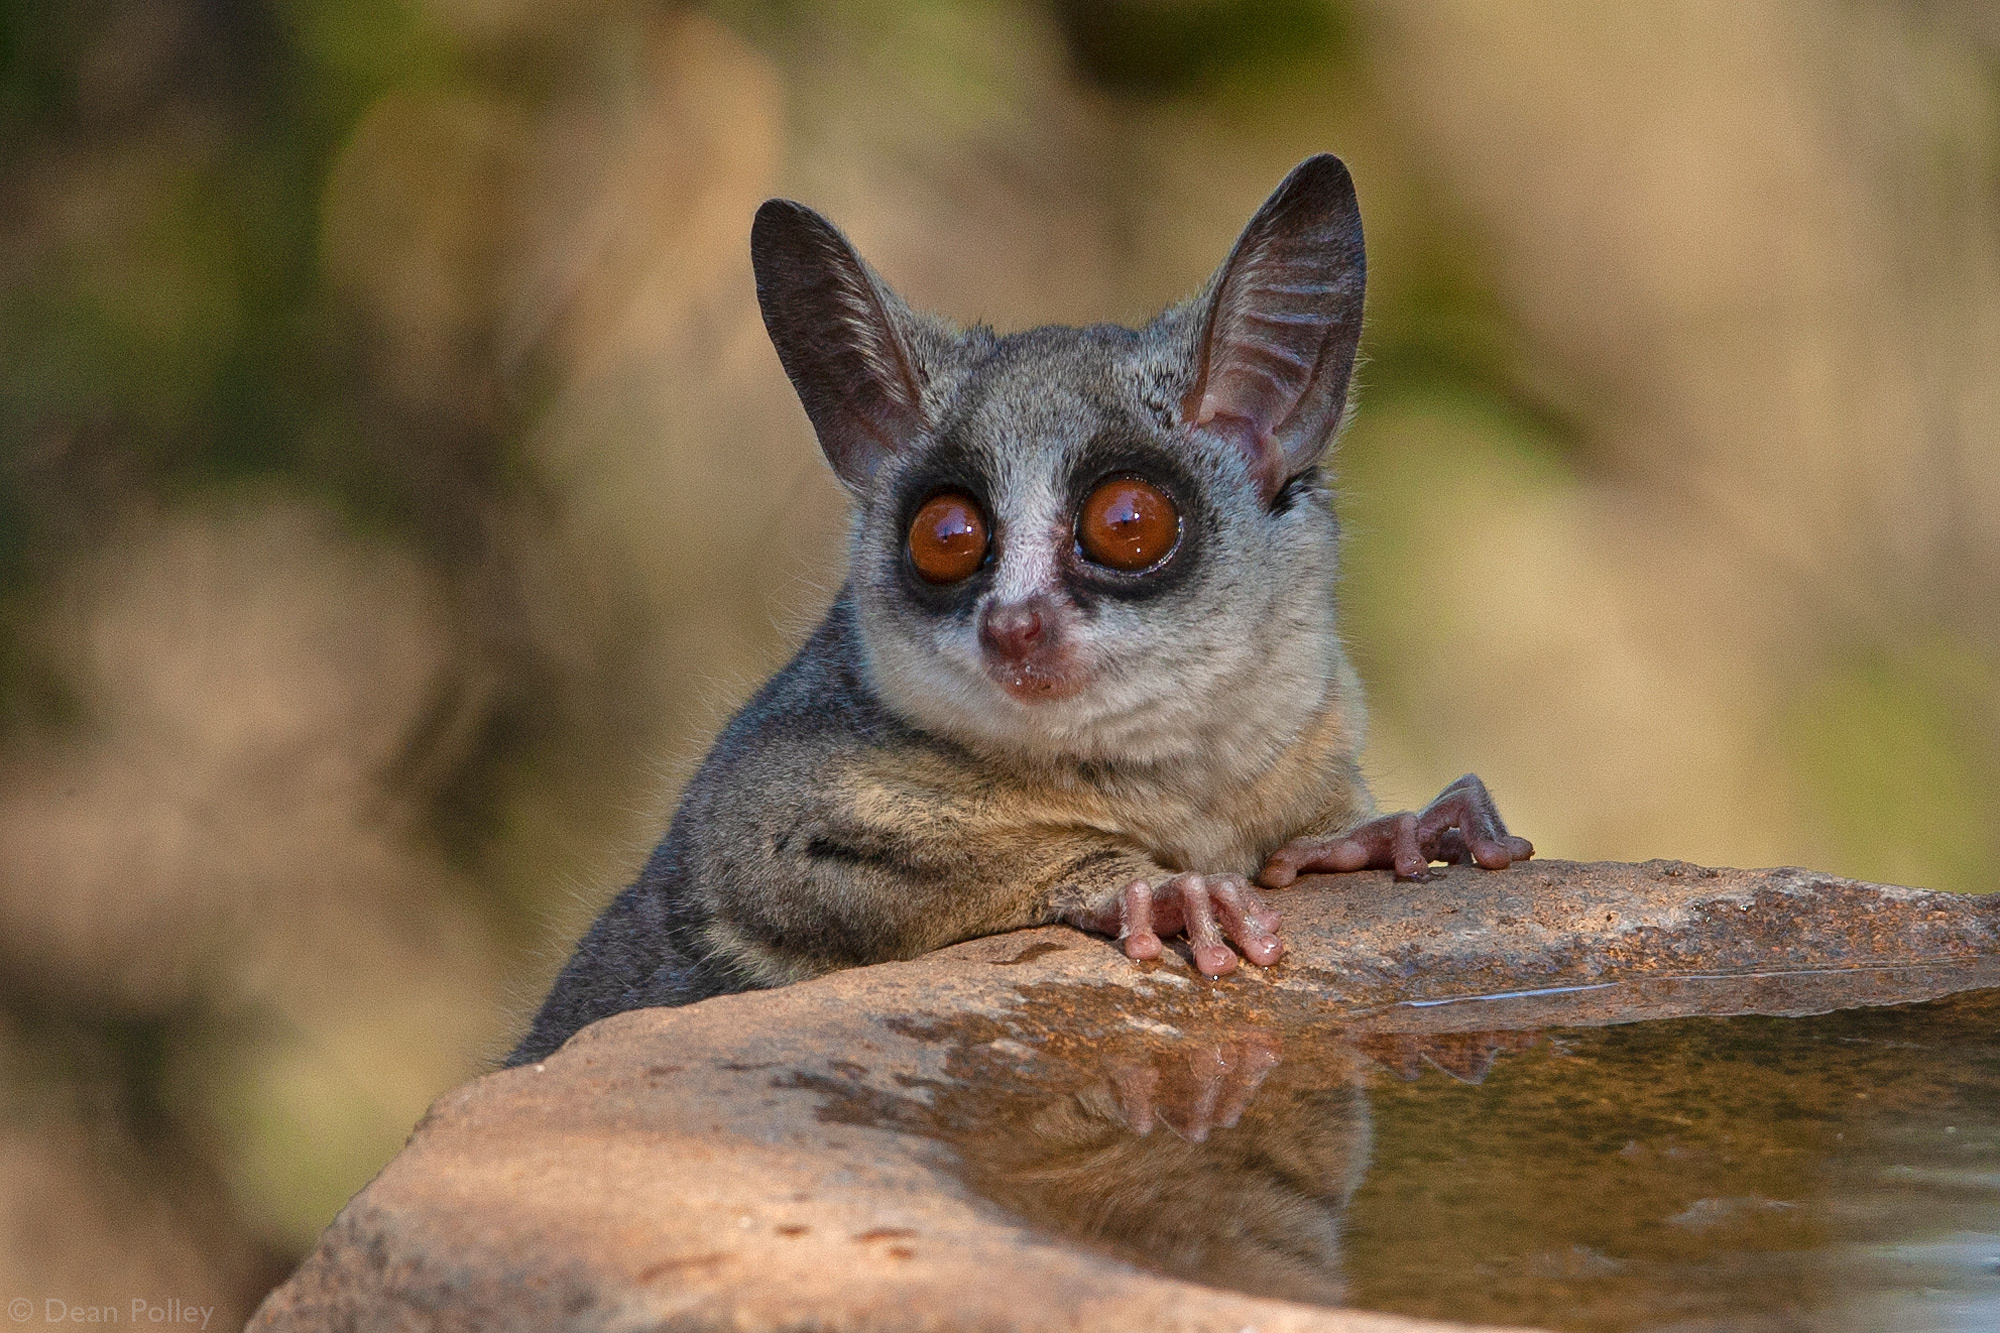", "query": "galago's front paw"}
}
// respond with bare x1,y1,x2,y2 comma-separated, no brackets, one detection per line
1259,773,1534,885
1068,872,1285,978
